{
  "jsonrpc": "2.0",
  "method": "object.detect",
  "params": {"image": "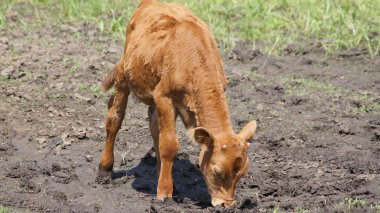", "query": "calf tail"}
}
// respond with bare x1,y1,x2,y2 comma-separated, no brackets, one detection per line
102,67,116,91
